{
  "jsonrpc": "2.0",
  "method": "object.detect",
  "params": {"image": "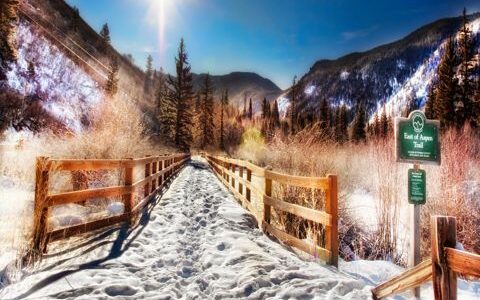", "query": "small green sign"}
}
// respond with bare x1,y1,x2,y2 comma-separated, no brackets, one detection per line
395,111,441,165
408,169,426,205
